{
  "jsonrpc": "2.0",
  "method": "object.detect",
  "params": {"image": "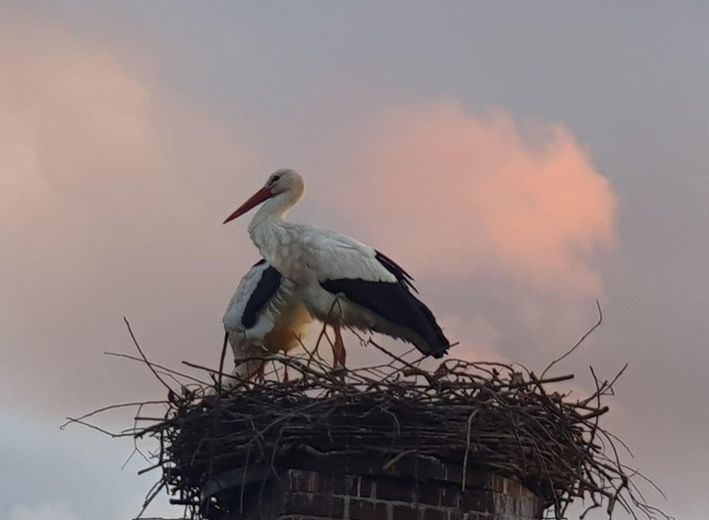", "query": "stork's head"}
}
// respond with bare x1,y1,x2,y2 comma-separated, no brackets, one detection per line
224,168,304,224
265,168,303,195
